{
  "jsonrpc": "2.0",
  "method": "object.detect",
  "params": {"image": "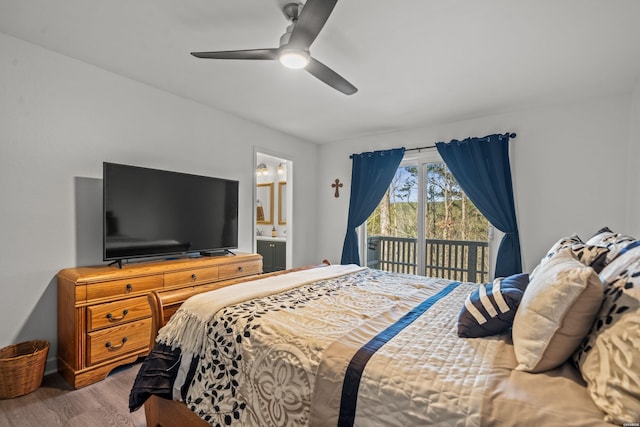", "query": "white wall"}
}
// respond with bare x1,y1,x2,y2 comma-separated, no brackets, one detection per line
0,33,319,371
317,94,634,273
628,79,640,237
